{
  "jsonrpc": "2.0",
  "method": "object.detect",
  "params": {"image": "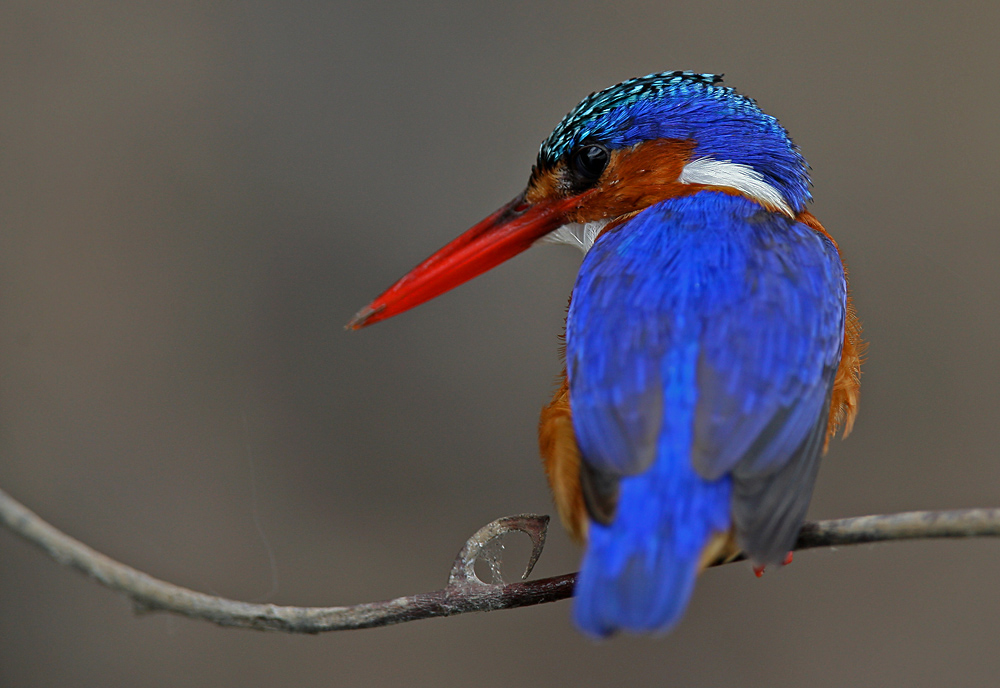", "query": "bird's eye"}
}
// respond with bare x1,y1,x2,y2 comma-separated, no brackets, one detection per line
570,143,610,184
